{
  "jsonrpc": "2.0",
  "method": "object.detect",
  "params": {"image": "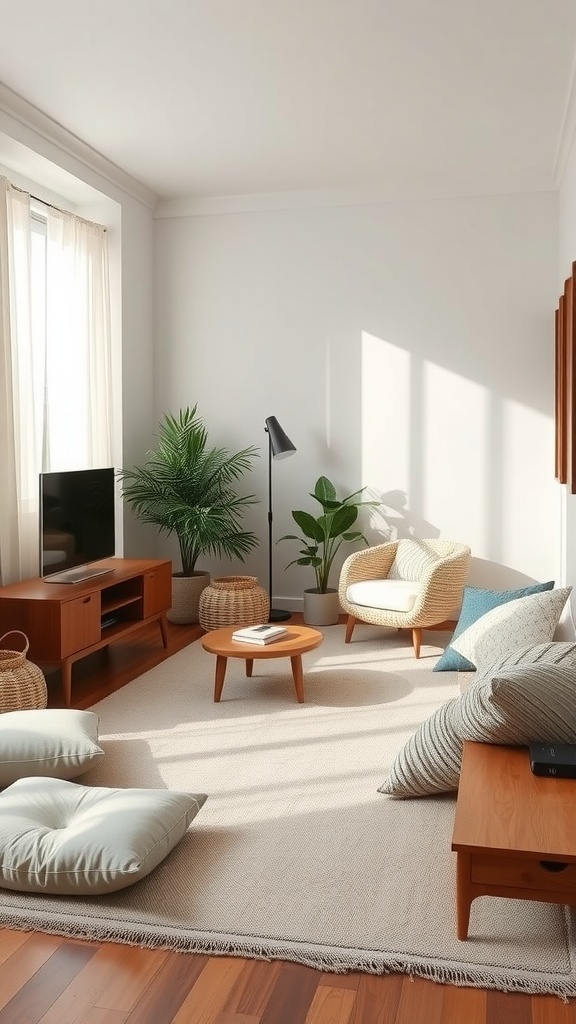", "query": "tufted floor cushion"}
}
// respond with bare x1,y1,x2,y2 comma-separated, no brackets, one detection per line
346,579,420,613
0,776,207,895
